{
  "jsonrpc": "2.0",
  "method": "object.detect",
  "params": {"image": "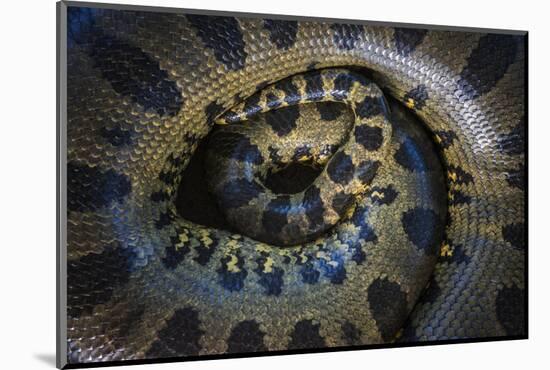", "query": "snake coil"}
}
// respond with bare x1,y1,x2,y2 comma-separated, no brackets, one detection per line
66,7,525,364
